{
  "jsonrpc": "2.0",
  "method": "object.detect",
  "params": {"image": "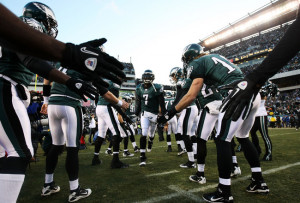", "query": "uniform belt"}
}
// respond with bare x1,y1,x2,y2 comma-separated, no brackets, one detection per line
0,74,18,86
